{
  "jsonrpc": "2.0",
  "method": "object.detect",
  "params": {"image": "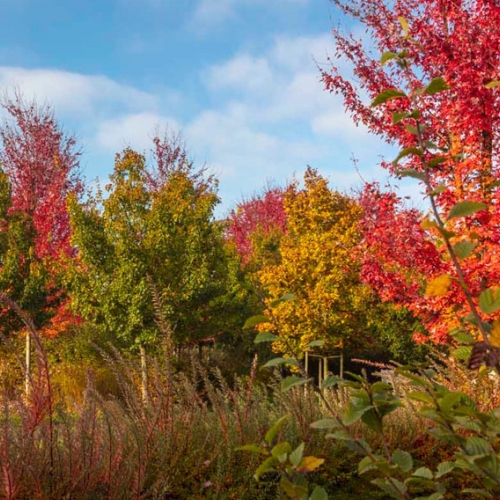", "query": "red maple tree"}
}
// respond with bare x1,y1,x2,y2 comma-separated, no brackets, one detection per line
0,94,83,333
226,186,287,265
323,0,500,342
0,94,83,260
